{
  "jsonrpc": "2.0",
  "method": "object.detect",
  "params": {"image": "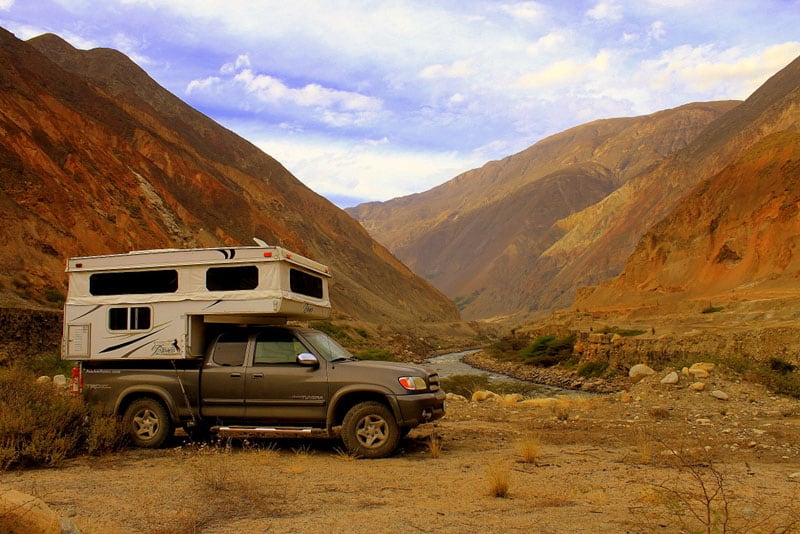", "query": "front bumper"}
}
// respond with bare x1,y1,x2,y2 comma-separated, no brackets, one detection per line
394,389,446,427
